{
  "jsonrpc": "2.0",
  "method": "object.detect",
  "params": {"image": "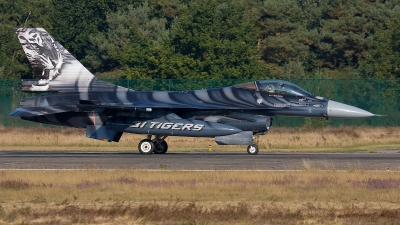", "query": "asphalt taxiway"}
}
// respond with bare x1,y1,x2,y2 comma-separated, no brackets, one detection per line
0,151,399,171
